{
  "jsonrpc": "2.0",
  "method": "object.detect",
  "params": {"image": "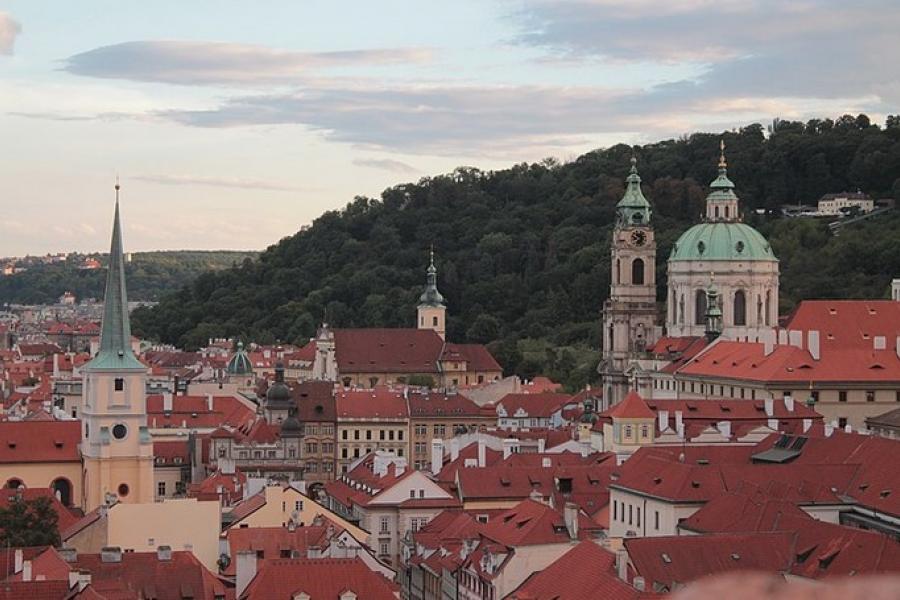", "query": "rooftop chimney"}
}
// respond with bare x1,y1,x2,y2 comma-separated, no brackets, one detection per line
658,410,669,432
100,547,122,563
768,418,779,430
206,393,214,412
845,423,853,433
674,410,683,433
874,336,886,351
450,438,460,462
717,420,731,439
537,438,546,454
784,394,794,412
633,577,646,592
58,548,77,563
431,439,444,476
763,329,775,357
777,329,788,345
808,330,820,360
788,330,802,348
477,440,486,468
157,545,172,561
825,421,835,437
162,392,173,412
22,560,31,582
802,418,812,433
764,397,774,417
563,502,579,540
616,549,628,583
14,549,23,574
502,439,517,460
235,550,258,598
